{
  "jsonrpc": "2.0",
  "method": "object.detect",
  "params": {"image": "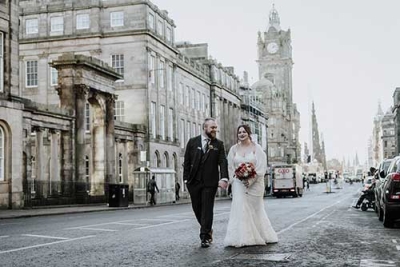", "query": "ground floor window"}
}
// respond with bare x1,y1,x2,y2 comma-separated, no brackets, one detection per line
0,126,4,181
